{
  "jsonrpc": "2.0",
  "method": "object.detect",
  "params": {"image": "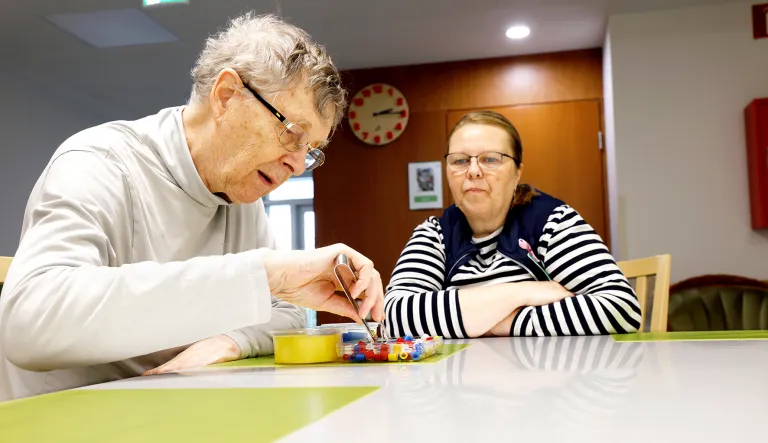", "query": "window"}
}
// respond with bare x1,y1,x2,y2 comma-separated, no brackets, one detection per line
263,172,318,327
263,173,315,250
